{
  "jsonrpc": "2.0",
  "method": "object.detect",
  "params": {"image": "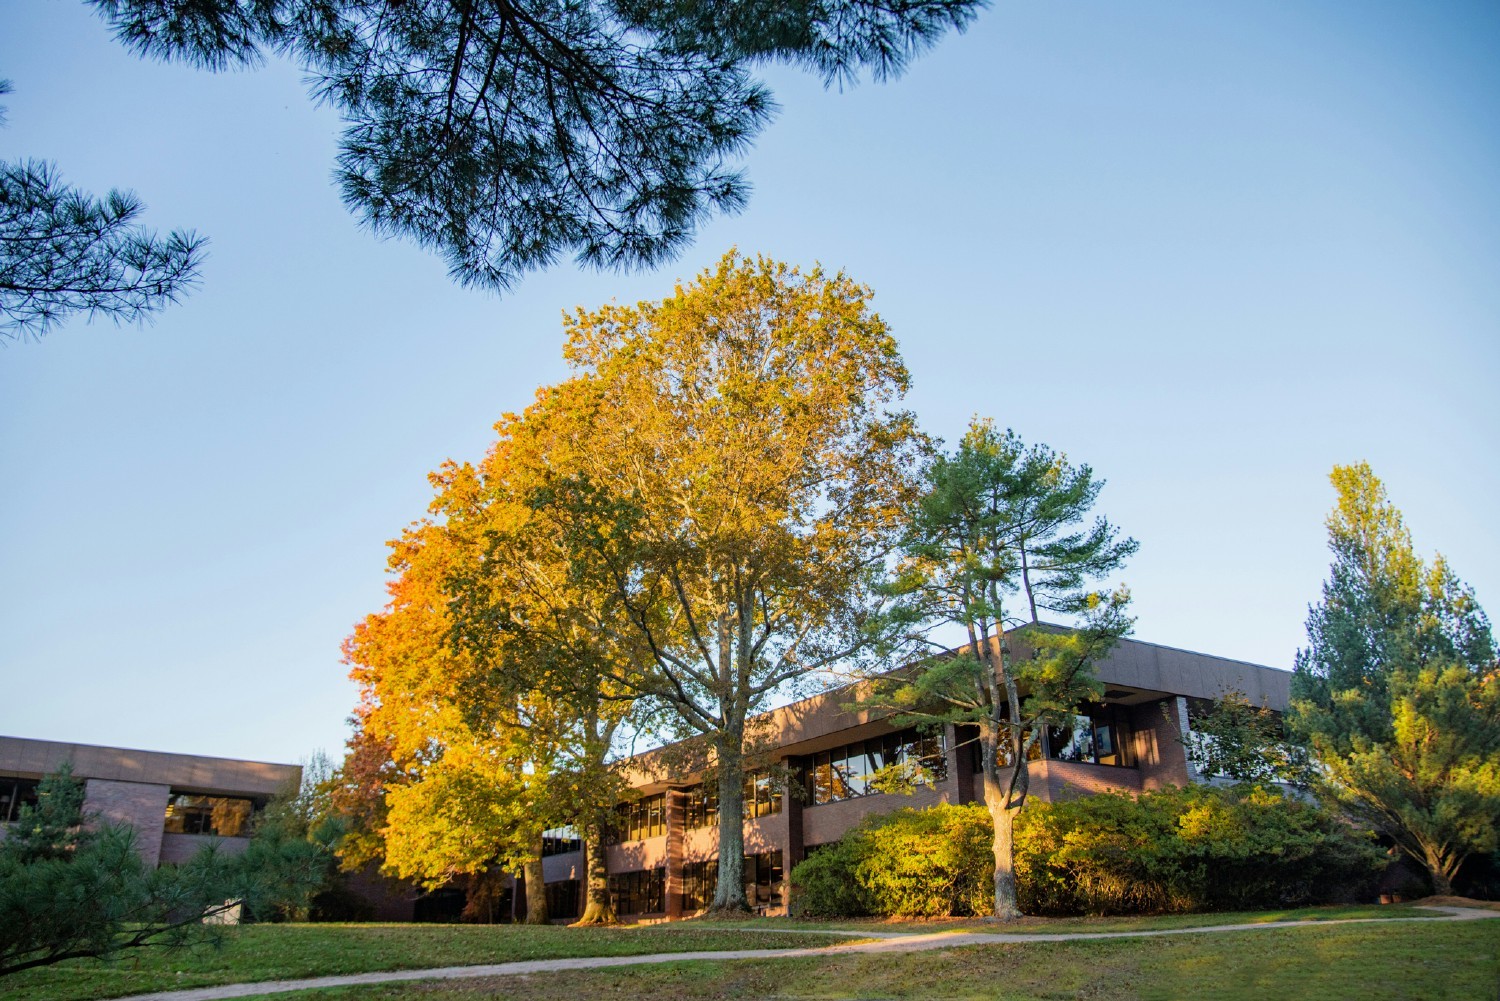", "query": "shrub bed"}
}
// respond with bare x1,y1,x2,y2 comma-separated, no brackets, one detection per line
789,785,1385,918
